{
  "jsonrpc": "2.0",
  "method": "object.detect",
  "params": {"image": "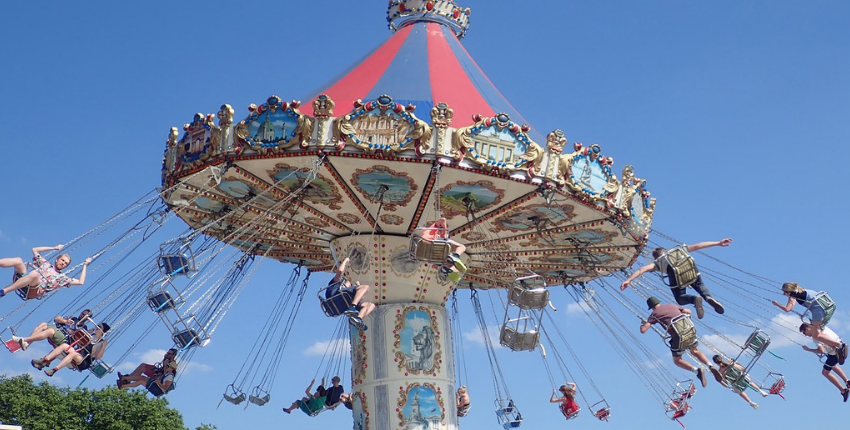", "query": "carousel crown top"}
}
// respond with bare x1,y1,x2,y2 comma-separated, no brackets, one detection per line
387,0,471,39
